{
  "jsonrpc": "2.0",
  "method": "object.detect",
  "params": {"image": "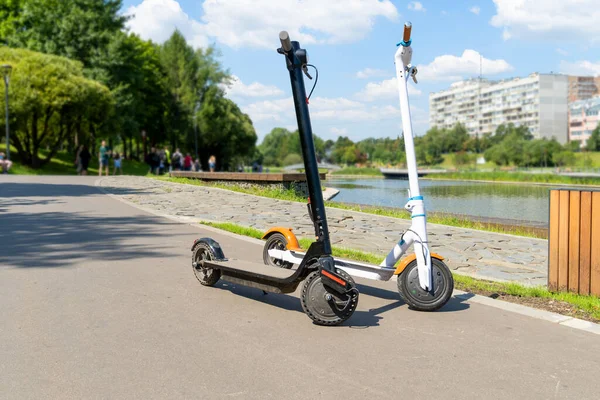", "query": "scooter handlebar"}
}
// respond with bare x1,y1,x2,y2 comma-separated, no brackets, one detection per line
279,31,292,52
403,22,412,42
